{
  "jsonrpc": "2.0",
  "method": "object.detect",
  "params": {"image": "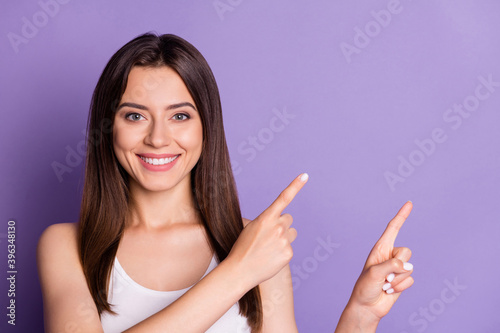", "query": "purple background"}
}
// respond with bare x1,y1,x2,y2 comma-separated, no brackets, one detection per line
1,0,499,332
